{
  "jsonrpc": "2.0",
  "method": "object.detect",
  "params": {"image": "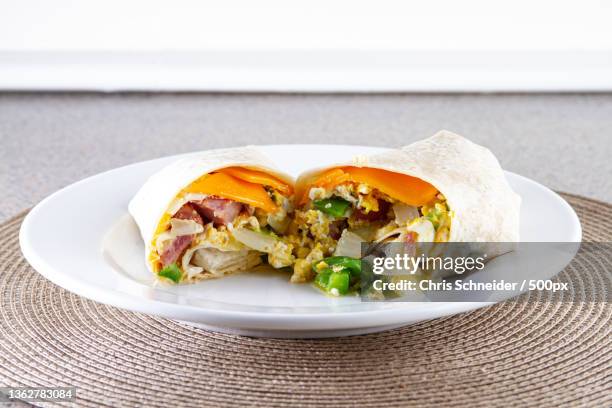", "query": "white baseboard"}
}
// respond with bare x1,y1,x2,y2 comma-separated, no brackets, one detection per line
1,50,611,92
